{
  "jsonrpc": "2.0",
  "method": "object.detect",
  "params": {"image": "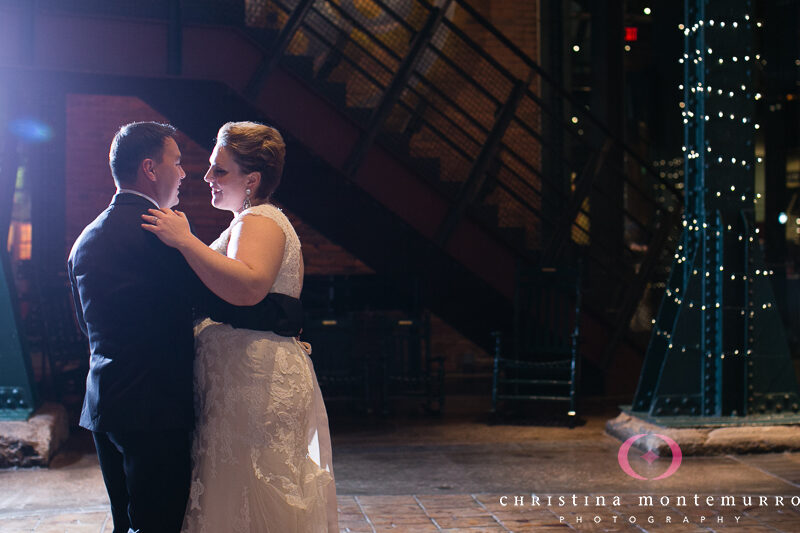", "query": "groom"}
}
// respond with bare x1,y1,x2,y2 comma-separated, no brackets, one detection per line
68,122,302,533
